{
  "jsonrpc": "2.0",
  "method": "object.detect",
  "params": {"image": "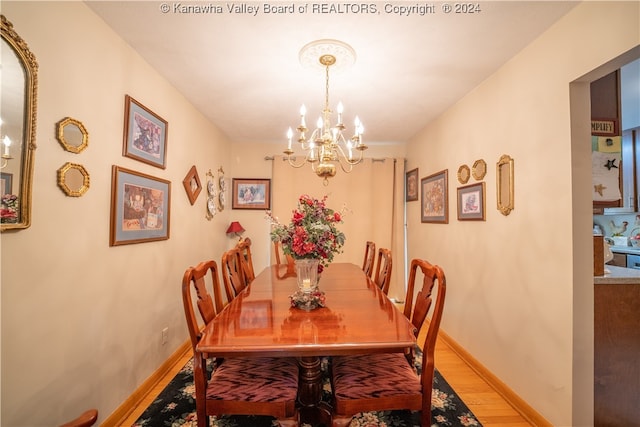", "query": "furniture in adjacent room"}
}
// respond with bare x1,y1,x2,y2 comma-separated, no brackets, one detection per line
330,258,446,427
594,268,640,426
182,260,300,427
373,247,393,295
362,241,376,278
196,262,416,425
